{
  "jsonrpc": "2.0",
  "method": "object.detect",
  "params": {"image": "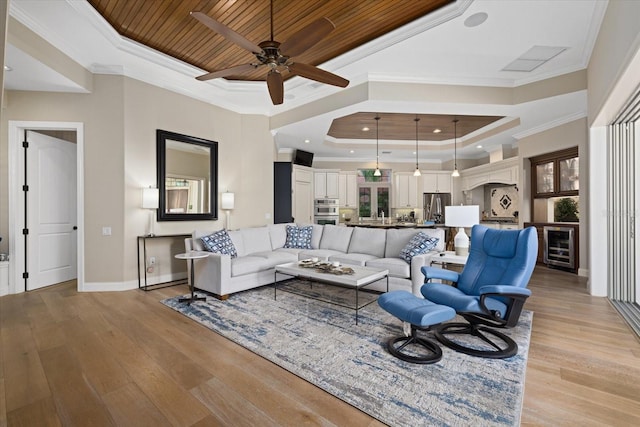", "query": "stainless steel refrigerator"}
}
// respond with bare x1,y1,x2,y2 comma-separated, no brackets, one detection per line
423,193,451,224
